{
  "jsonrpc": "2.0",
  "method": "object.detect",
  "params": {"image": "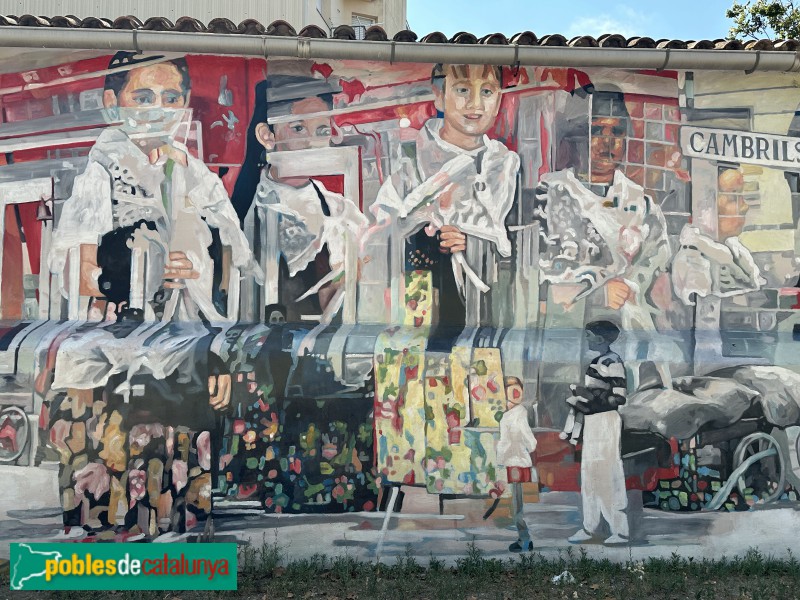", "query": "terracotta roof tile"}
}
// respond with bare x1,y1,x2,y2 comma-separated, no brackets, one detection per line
0,16,796,51
173,16,207,33
79,16,112,29
775,39,800,50
745,38,774,50
206,17,238,35
598,34,626,48
299,24,328,39
420,31,448,44
49,15,81,28
111,15,142,30
267,20,297,36
392,29,418,42
569,35,599,48
450,31,478,44
509,31,537,45
657,39,688,49
141,17,175,32
628,37,657,48
716,38,744,49
479,33,509,45
364,25,388,41
331,24,356,40
539,34,568,46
